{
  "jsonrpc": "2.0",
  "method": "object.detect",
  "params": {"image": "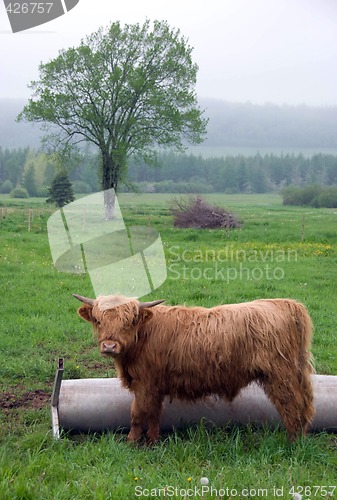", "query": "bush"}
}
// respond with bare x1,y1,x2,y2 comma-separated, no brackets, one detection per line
281,185,322,206
281,185,299,205
170,196,240,229
311,187,337,208
9,186,29,198
300,185,322,205
282,184,337,208
0,179,14,194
